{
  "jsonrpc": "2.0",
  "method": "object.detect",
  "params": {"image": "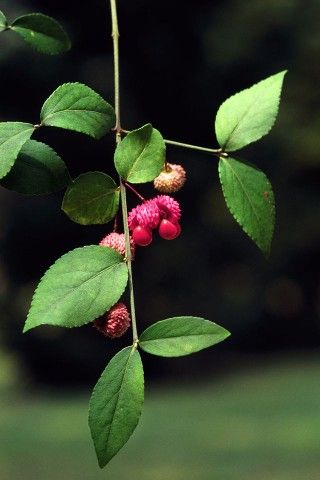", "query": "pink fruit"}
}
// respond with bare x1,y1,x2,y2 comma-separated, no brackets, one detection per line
159,219,181,240
155,195,181,223
132,225,153,246
128,199,160,230
94,302,130,339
